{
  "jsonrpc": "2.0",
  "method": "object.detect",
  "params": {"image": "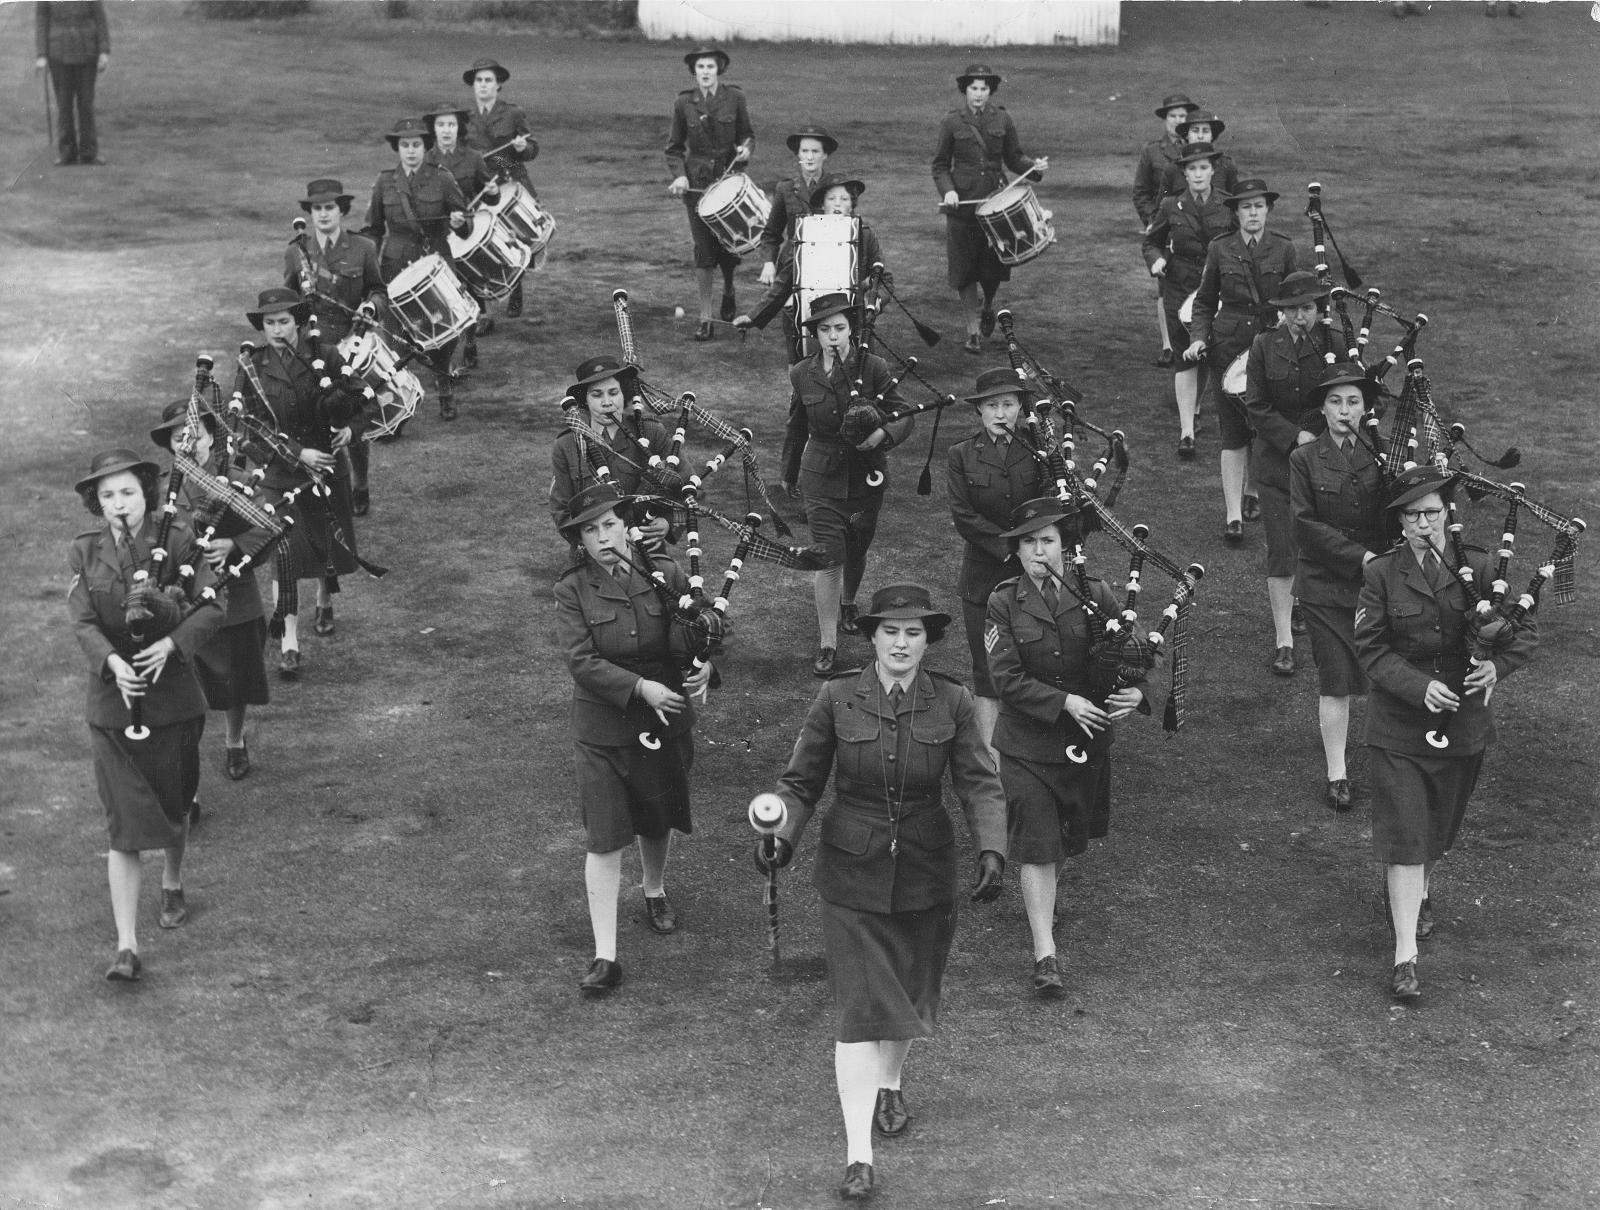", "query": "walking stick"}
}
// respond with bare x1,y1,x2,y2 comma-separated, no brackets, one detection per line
748,793,788,971
42,67,55,156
